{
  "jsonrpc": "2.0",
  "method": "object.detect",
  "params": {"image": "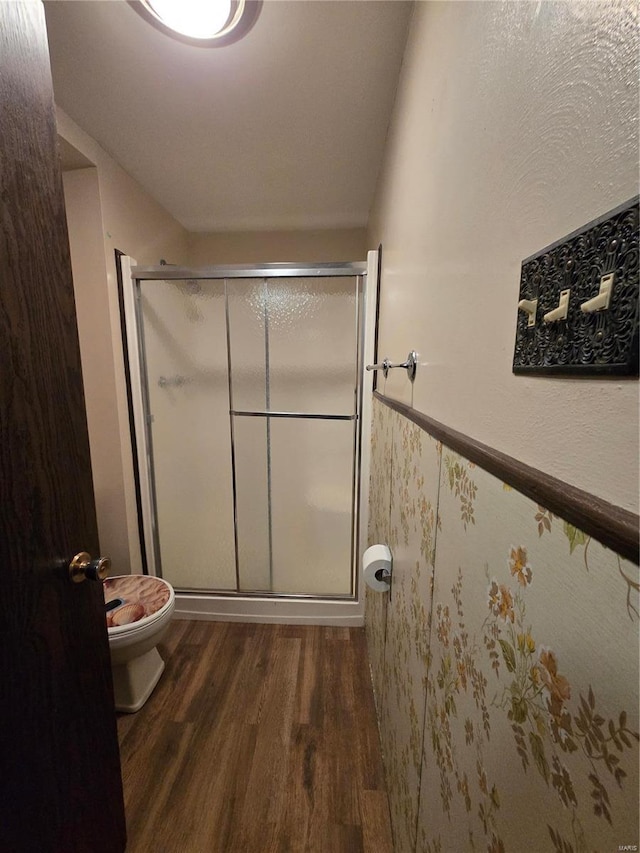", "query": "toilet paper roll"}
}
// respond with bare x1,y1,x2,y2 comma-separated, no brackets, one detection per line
362,544,392,592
